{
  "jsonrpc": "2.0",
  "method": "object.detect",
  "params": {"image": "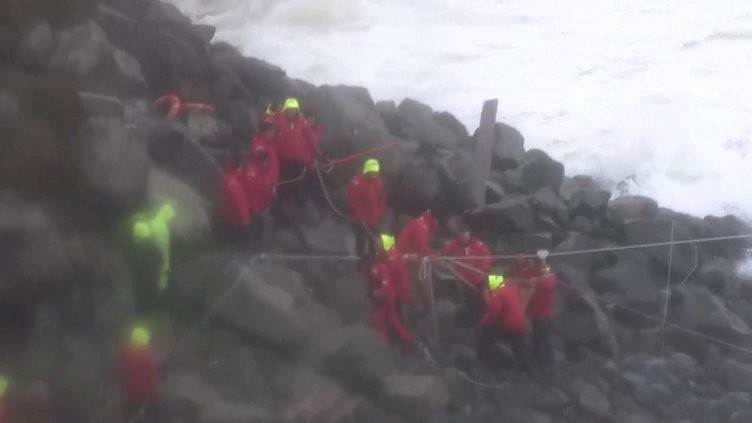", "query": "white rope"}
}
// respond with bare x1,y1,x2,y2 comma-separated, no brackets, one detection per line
420,257,440,346
659,222,675,357
677,245,699,287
